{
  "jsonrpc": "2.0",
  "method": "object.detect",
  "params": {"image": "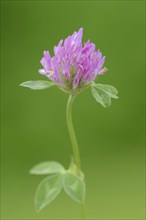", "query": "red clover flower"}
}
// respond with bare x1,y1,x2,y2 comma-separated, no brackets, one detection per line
39,28,107,93
20,28,118,217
